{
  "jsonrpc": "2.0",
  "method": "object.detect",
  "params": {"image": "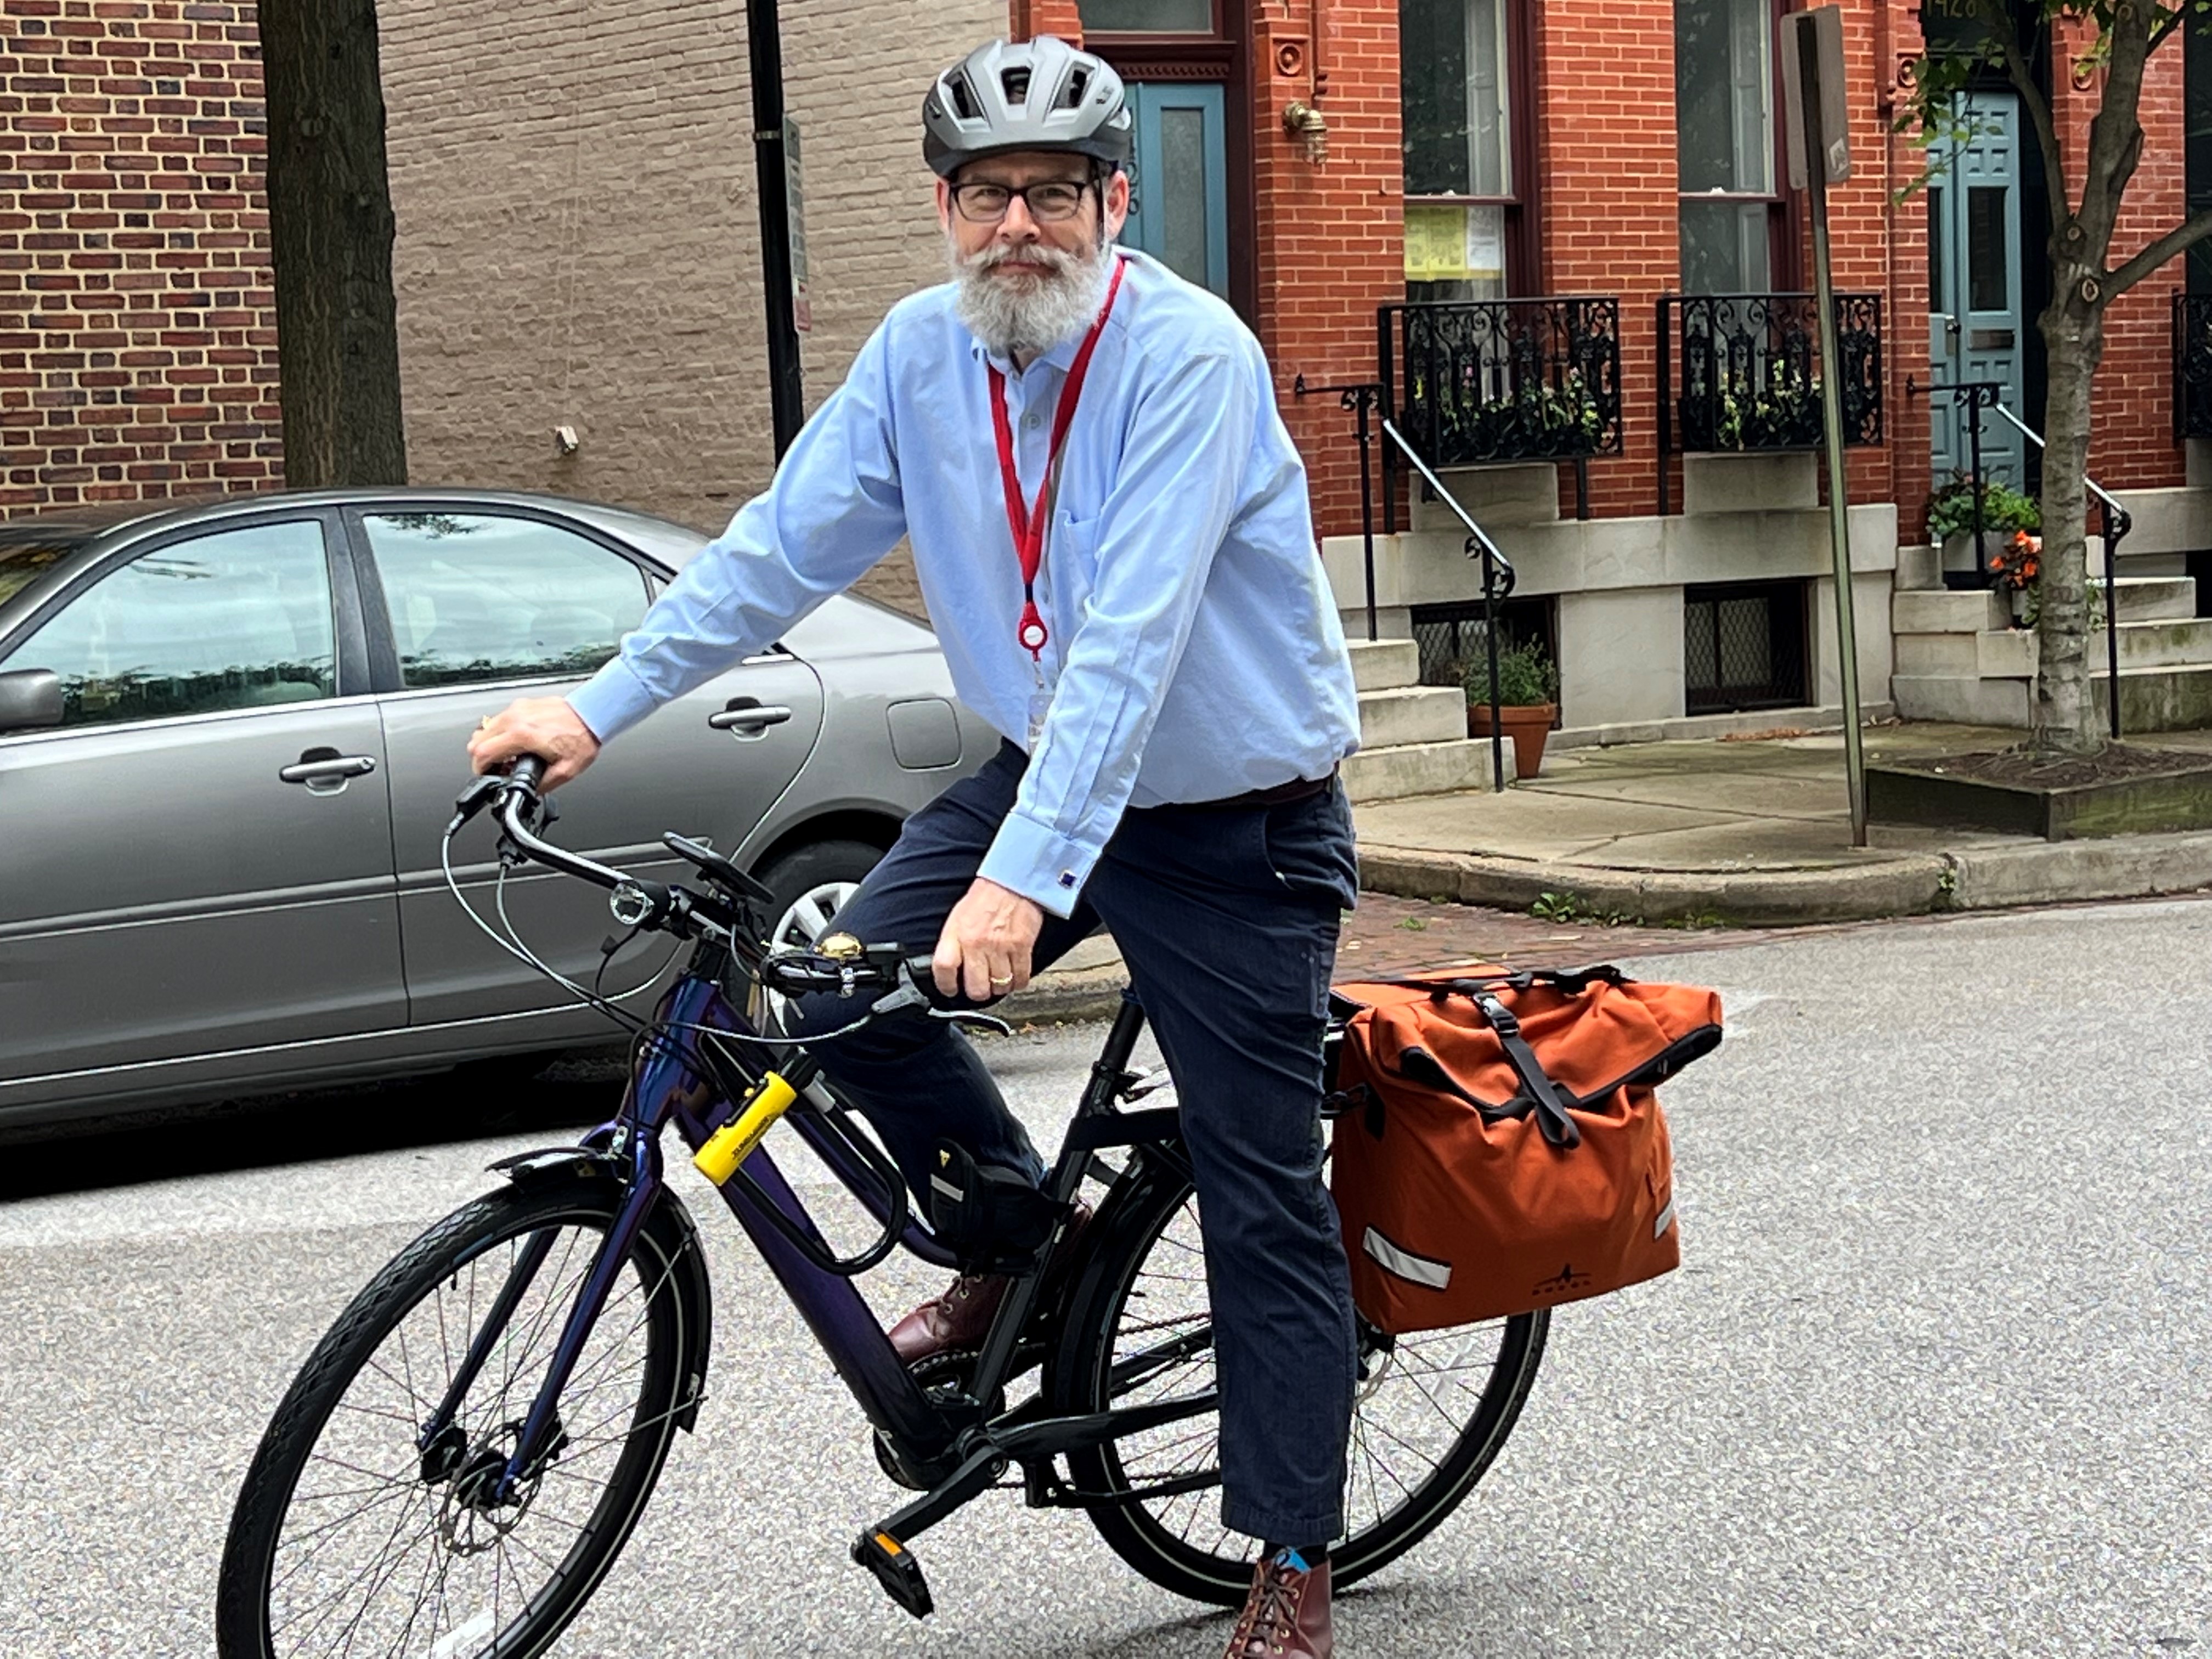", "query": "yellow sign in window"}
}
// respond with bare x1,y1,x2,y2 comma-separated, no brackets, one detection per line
1403,204,1507,285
